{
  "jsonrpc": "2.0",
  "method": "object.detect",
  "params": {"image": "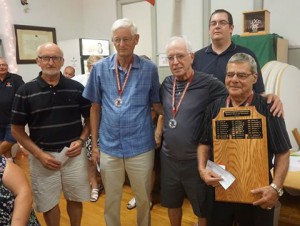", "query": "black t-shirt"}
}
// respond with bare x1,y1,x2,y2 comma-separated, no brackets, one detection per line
192,42,265,94
0,73,24,124
160,71,227,160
